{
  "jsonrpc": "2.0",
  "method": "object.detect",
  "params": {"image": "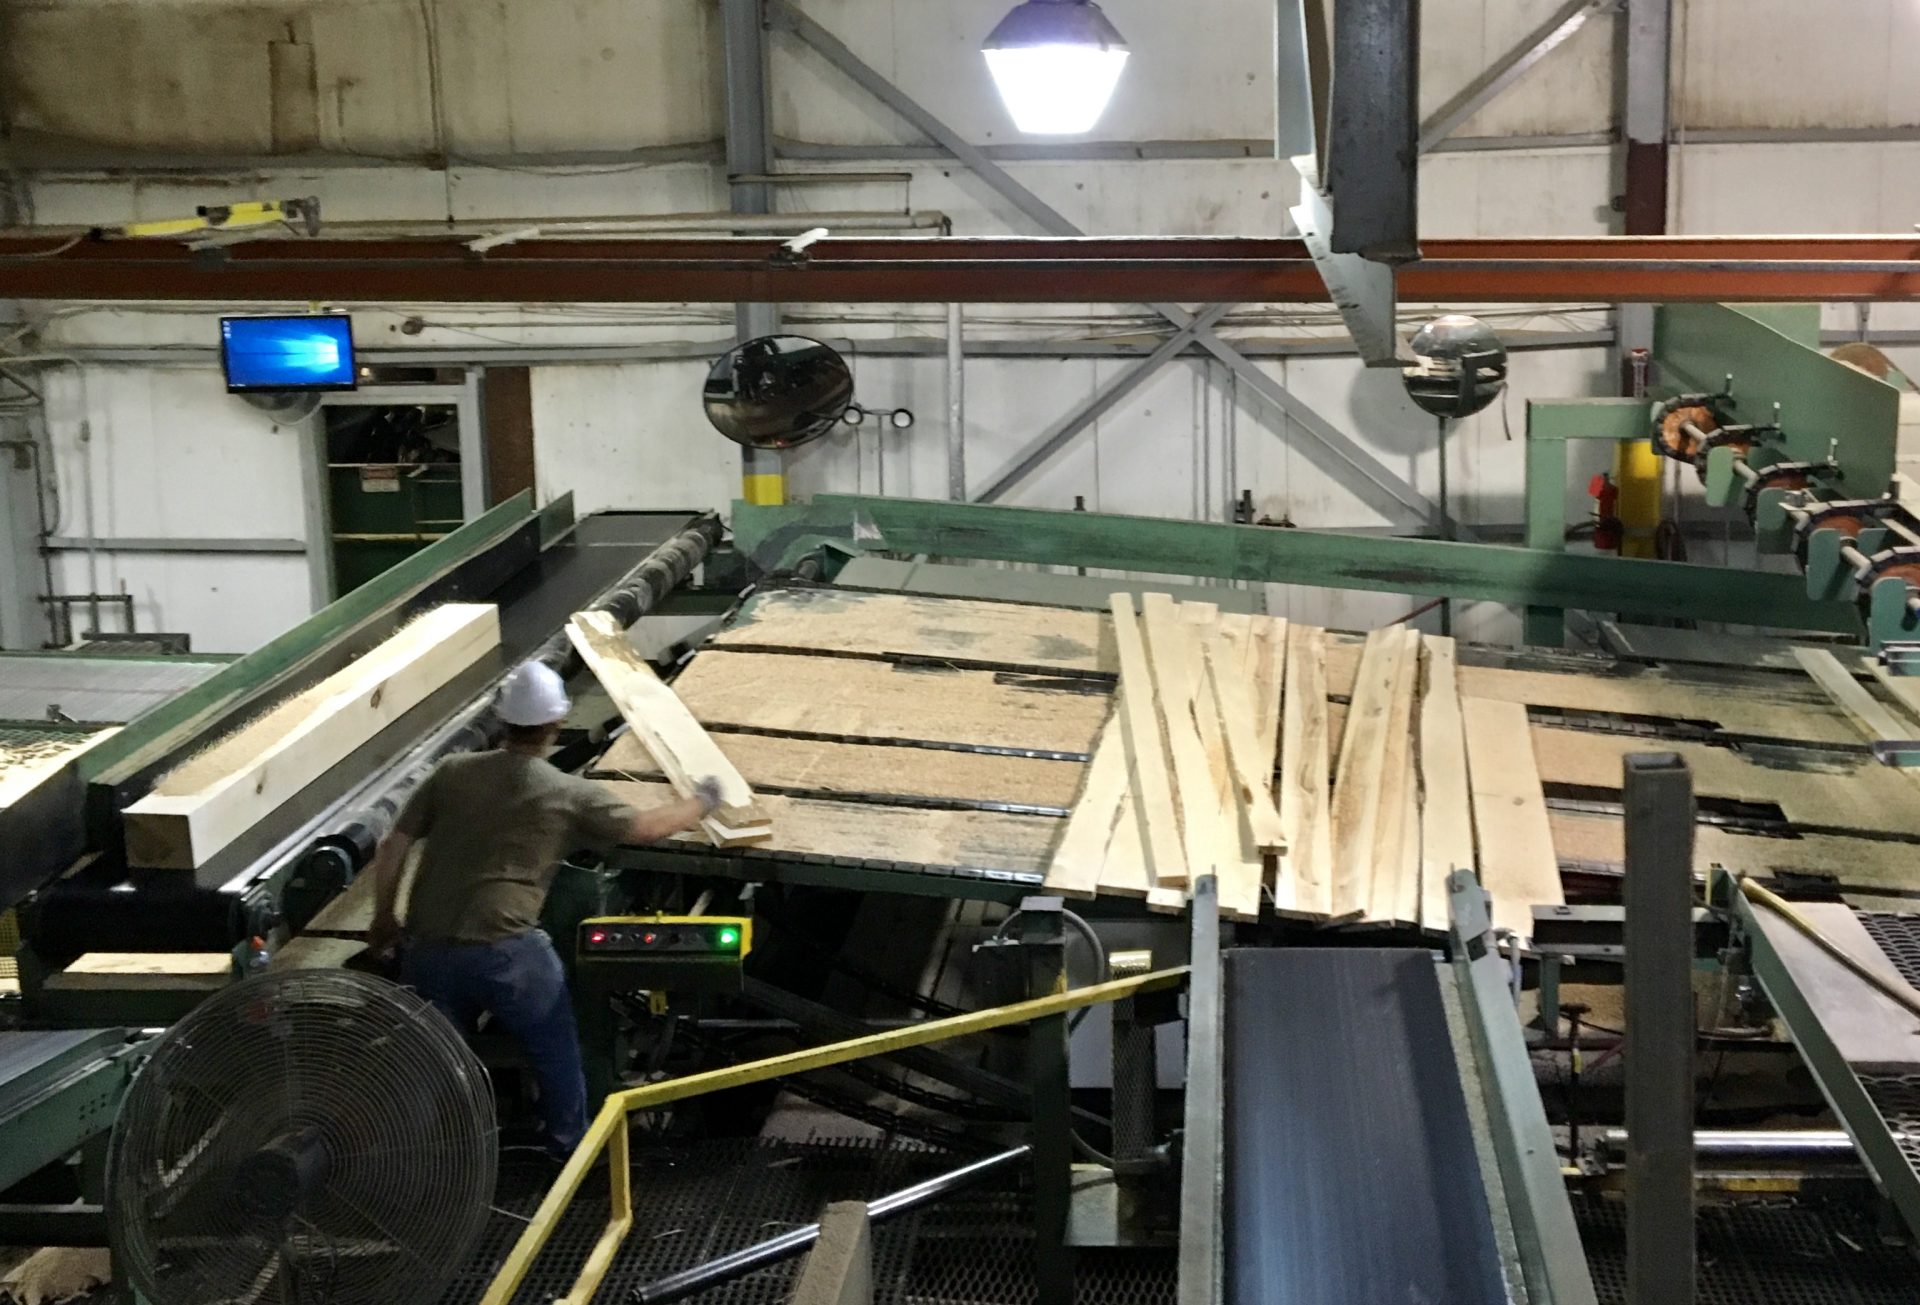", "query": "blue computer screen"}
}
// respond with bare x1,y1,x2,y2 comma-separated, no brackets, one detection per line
220,315,357,391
